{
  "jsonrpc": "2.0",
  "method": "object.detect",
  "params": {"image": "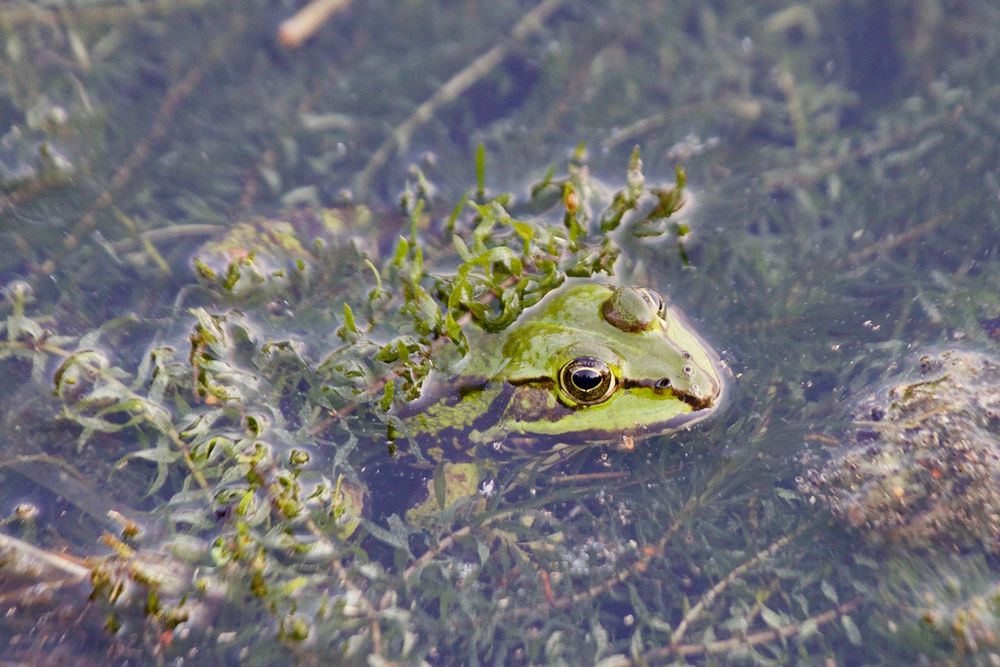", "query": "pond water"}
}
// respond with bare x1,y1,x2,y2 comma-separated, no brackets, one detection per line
1,1,999,664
